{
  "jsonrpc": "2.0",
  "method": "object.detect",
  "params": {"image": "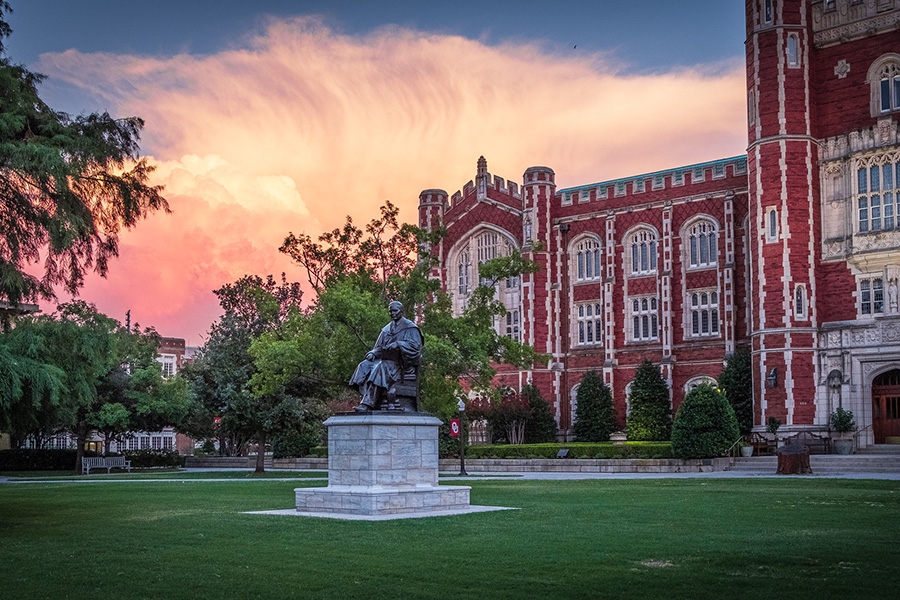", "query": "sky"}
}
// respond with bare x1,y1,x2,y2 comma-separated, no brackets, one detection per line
5,1,749,345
